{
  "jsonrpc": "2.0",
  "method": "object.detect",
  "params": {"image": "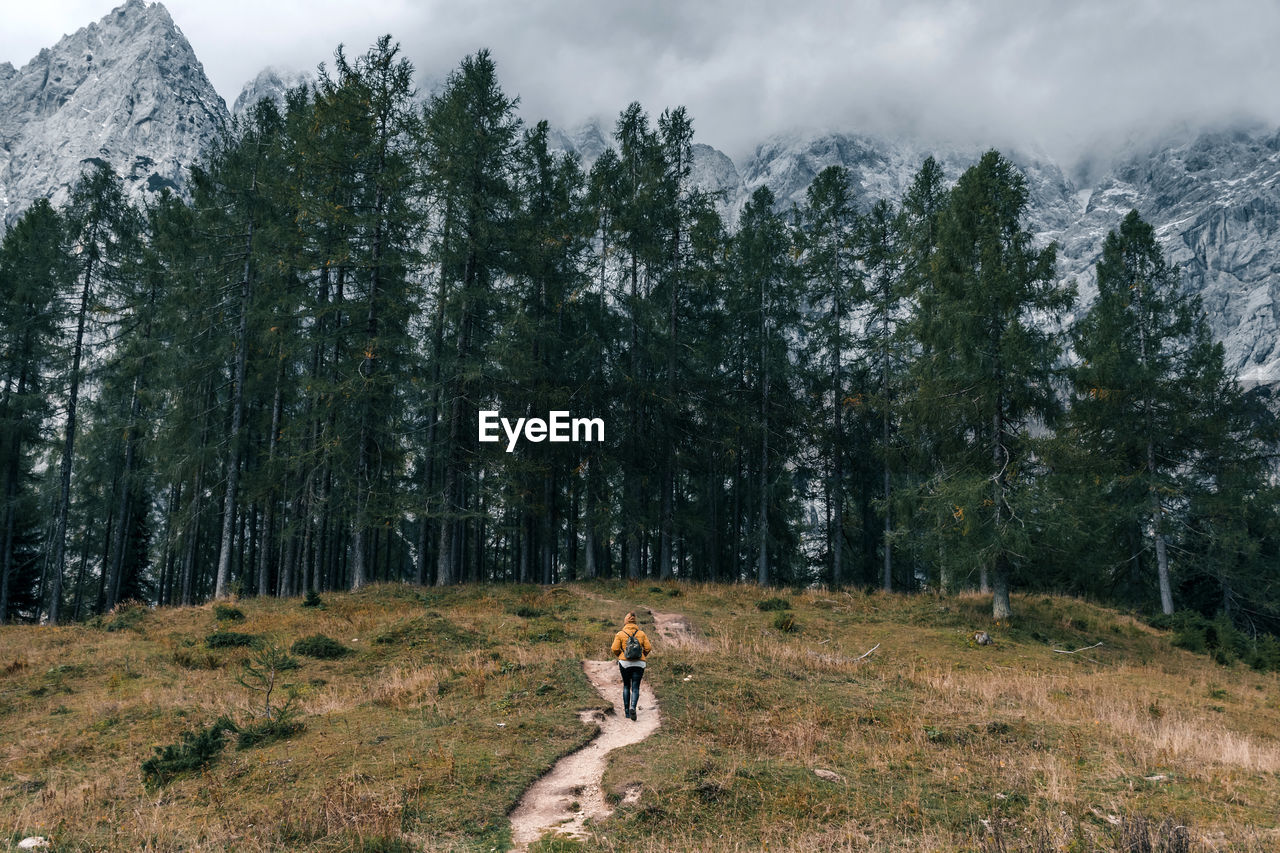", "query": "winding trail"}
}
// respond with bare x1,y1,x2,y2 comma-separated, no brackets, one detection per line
507,660,659,849
507,609,703,850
